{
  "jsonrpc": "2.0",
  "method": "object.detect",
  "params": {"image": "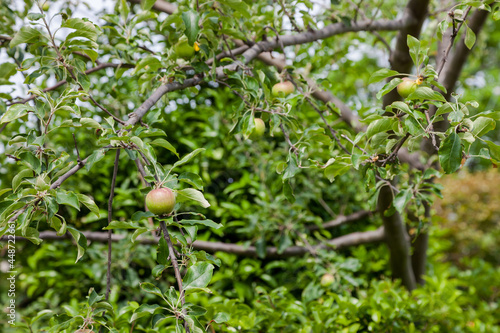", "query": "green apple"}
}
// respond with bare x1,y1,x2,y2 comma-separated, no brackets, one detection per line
272,81,295,97
250,118,265,139
145,188,176,215
175,40,195,59
397,78,419,99
320,273,335,287
42,2,50,11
